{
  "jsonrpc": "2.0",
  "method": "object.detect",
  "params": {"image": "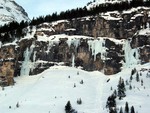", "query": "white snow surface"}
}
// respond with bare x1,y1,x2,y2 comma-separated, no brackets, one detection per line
0,0,29,26
0,63,150,113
